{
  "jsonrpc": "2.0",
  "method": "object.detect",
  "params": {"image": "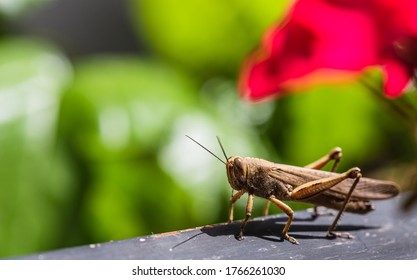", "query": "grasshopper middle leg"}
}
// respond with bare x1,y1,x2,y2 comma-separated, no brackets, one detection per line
268,196,298,244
